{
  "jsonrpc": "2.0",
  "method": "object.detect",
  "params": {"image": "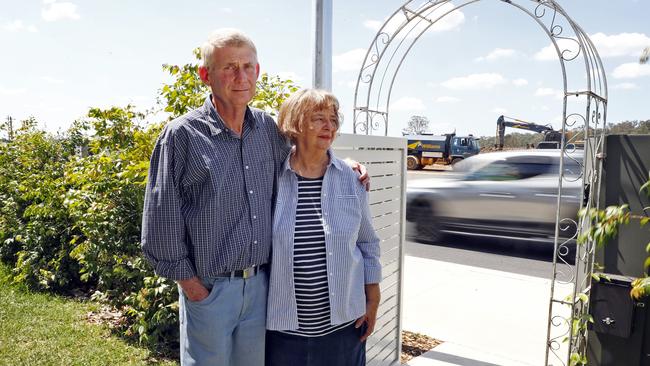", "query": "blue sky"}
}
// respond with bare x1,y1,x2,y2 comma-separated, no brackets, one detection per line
1,0,648,138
